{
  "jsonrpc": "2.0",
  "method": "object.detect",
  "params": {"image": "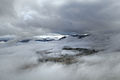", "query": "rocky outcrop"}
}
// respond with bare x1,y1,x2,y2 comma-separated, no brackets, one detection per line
37,47,99,64
63,46,98,55
70,34,90,39
38,56,76,64
19,39,31,43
